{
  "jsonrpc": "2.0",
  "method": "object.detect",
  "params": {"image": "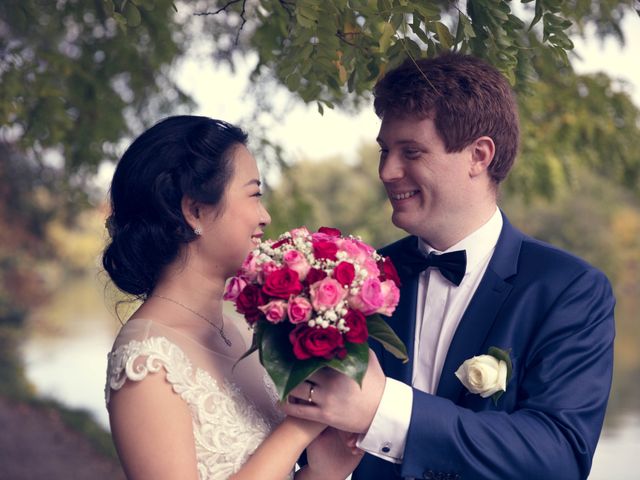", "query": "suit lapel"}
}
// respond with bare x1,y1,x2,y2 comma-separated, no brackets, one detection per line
383,274,418,384
436,213,523,402
378,236,420,384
